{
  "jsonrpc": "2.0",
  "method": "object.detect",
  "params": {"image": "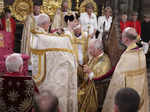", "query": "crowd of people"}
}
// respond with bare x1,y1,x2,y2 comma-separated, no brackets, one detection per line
0,0,150,112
